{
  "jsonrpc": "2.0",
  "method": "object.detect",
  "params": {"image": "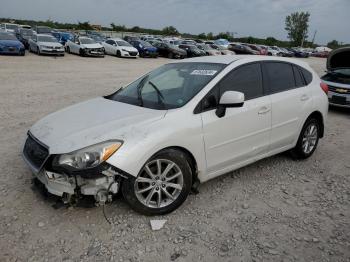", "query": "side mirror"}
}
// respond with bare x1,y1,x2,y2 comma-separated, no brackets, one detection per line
216,91,244,118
